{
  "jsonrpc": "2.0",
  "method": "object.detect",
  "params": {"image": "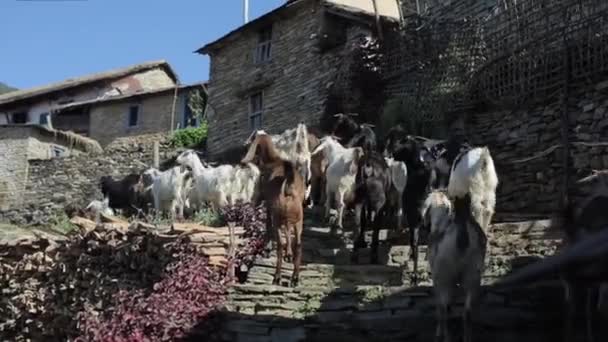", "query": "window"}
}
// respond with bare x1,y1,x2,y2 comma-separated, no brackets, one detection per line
11,112,27,124
254,25,272,63
128,105,139,127
249,92,263,130
52,146,66,158
39,113,50,126
182,95,196,128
